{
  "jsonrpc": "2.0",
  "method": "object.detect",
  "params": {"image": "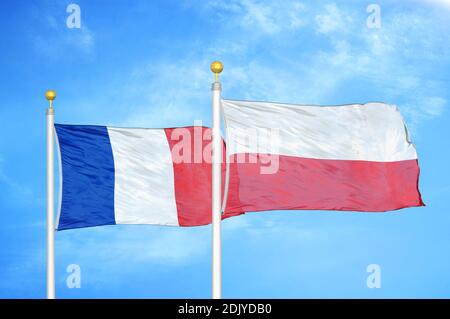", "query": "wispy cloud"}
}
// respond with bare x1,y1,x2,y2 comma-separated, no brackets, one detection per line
419,0,450,8
115,57,213,127
29,3,95,57
32,25,94,57
315,3,352,34
243,3,448,125
402,96,447,129
41,0,447,148
108,1,449,135
204,0,306,34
